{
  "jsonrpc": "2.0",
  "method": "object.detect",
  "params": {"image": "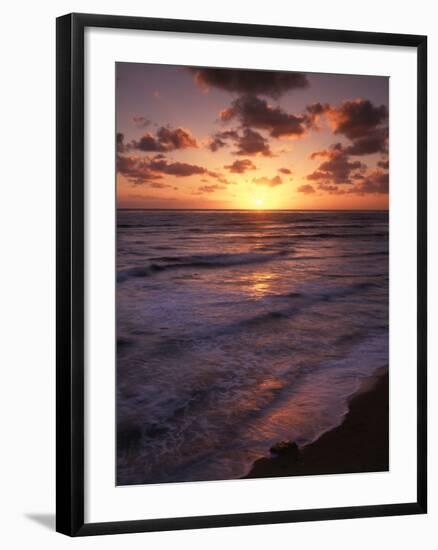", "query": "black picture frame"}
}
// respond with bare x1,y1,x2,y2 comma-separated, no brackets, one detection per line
56,12,427,537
